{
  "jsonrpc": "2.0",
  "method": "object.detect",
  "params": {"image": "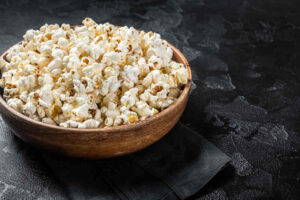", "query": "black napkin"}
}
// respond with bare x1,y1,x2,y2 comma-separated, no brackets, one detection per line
42,123,231,200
